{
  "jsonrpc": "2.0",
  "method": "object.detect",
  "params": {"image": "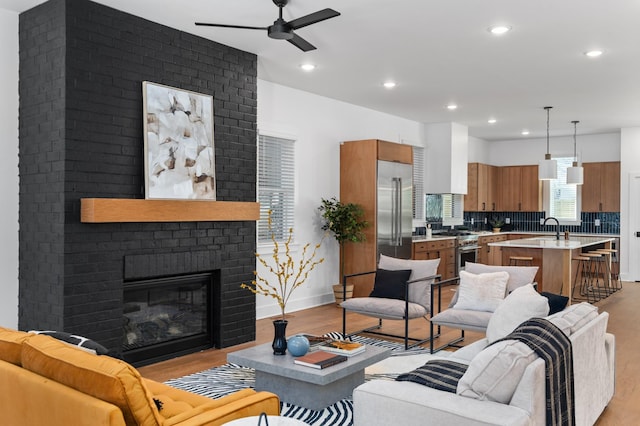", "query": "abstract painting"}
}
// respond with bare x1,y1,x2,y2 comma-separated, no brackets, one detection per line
143,81,216,200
